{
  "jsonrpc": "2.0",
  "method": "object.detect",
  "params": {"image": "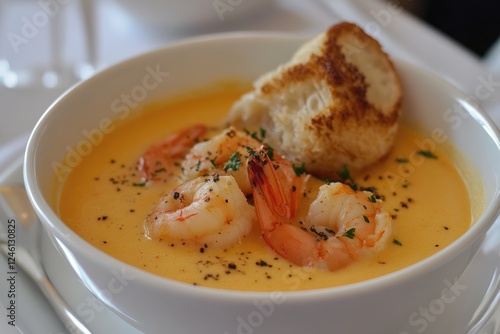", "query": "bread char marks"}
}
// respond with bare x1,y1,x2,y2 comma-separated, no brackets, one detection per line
259,22,395,135
226,21,403,178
